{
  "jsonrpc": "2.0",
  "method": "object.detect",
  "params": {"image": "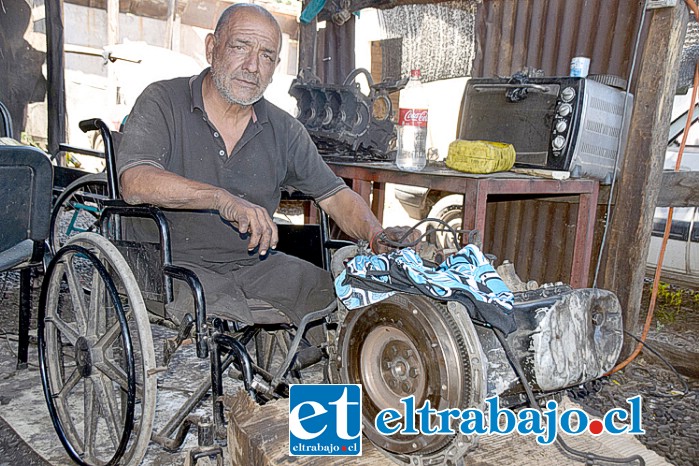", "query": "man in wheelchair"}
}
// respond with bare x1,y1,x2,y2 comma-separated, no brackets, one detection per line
117,3,409,336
